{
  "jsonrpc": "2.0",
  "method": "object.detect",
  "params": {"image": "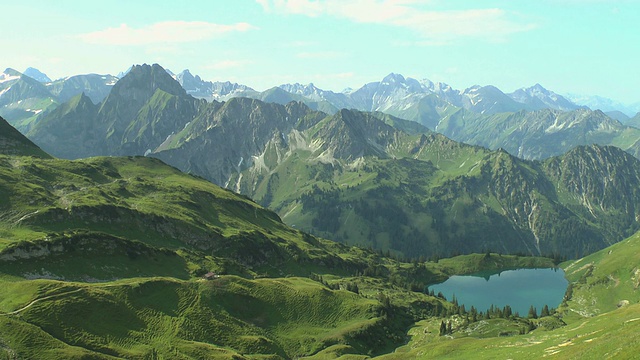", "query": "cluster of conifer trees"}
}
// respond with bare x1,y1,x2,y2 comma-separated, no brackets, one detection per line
433,292,554,336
